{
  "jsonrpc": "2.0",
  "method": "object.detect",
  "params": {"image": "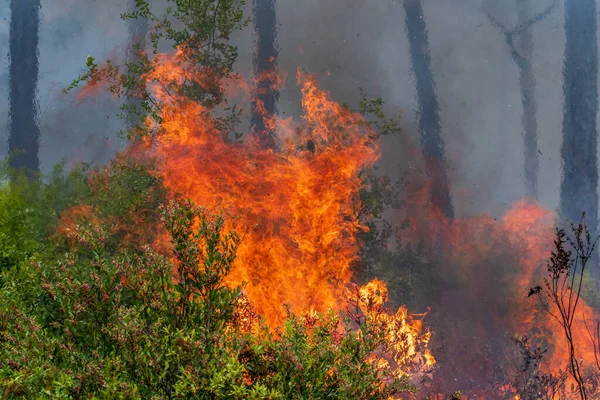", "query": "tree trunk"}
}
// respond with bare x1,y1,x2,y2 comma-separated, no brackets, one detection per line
251,0,278,149
9,0,41,176
403,0,454,218
517,0,539,200
560,0,598,239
